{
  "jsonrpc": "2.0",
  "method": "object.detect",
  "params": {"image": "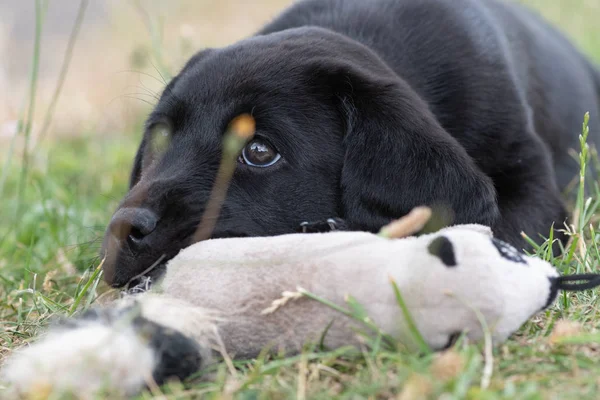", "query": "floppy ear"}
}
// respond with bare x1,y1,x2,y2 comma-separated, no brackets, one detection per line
310,38,500,232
